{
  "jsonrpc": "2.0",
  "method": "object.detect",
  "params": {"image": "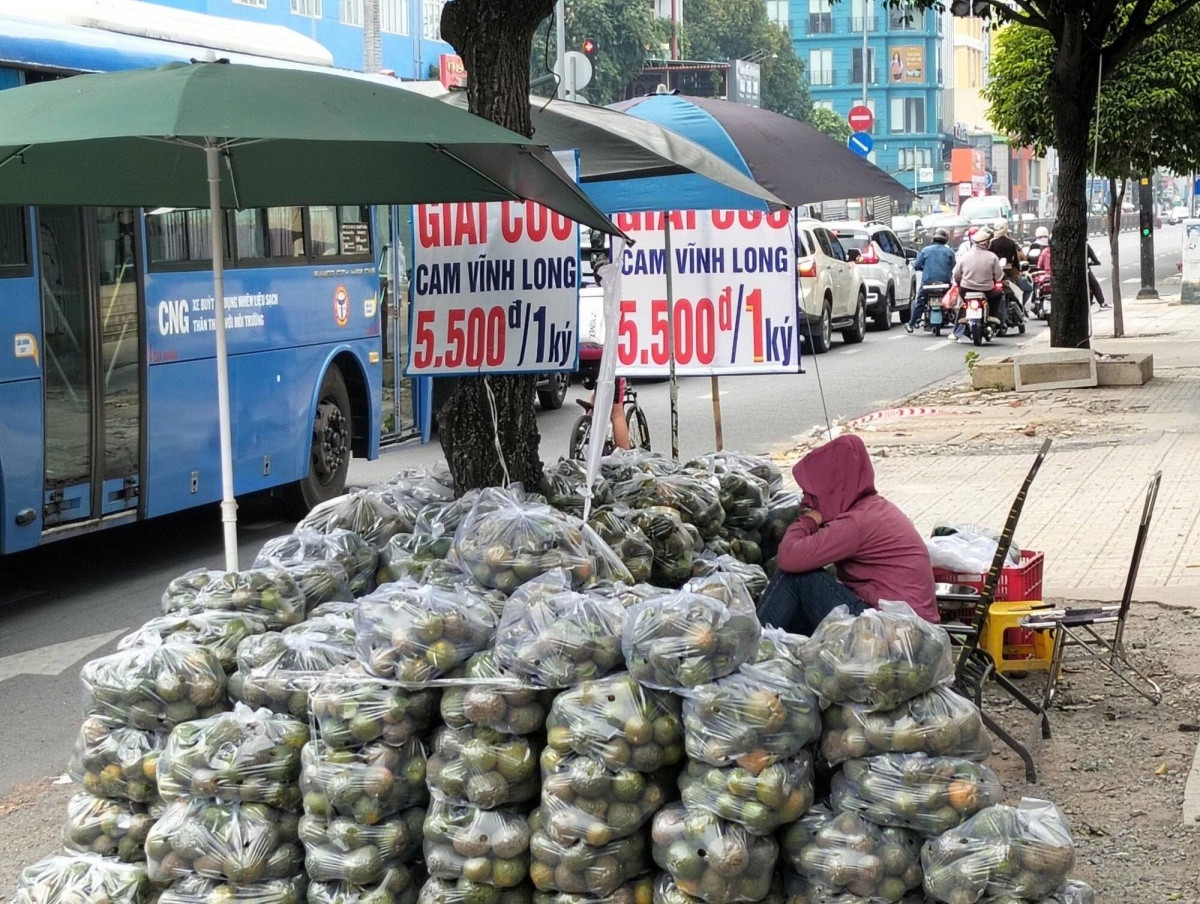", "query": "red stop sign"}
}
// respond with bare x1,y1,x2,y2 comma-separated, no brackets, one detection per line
847,104,874,132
